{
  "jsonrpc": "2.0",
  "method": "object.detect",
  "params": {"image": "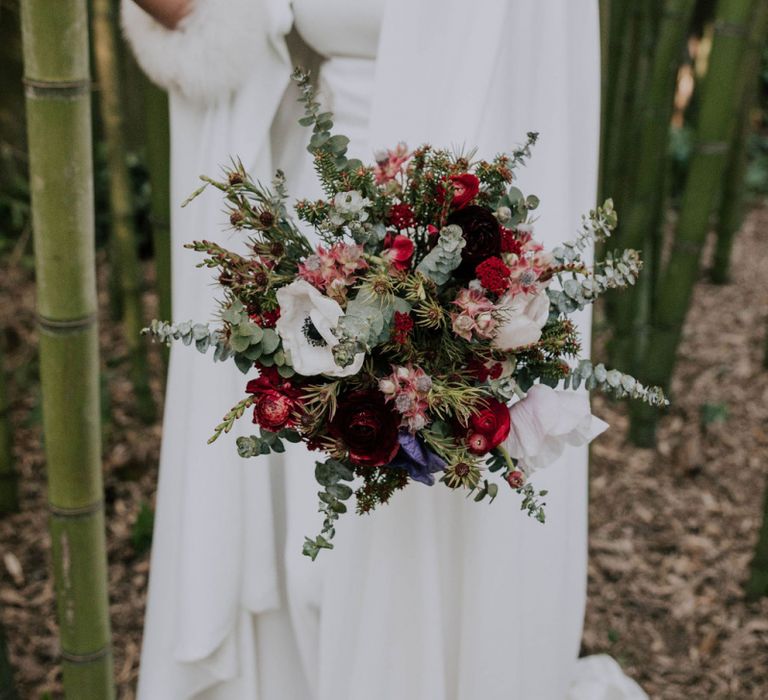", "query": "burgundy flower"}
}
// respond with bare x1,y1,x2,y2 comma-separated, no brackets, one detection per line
388,203,416,230
447,205,502,280
448,173,480,209
328,390,400,466
475,256,511,295
383,233,415,271
246,368,301,432
466,397,511,455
